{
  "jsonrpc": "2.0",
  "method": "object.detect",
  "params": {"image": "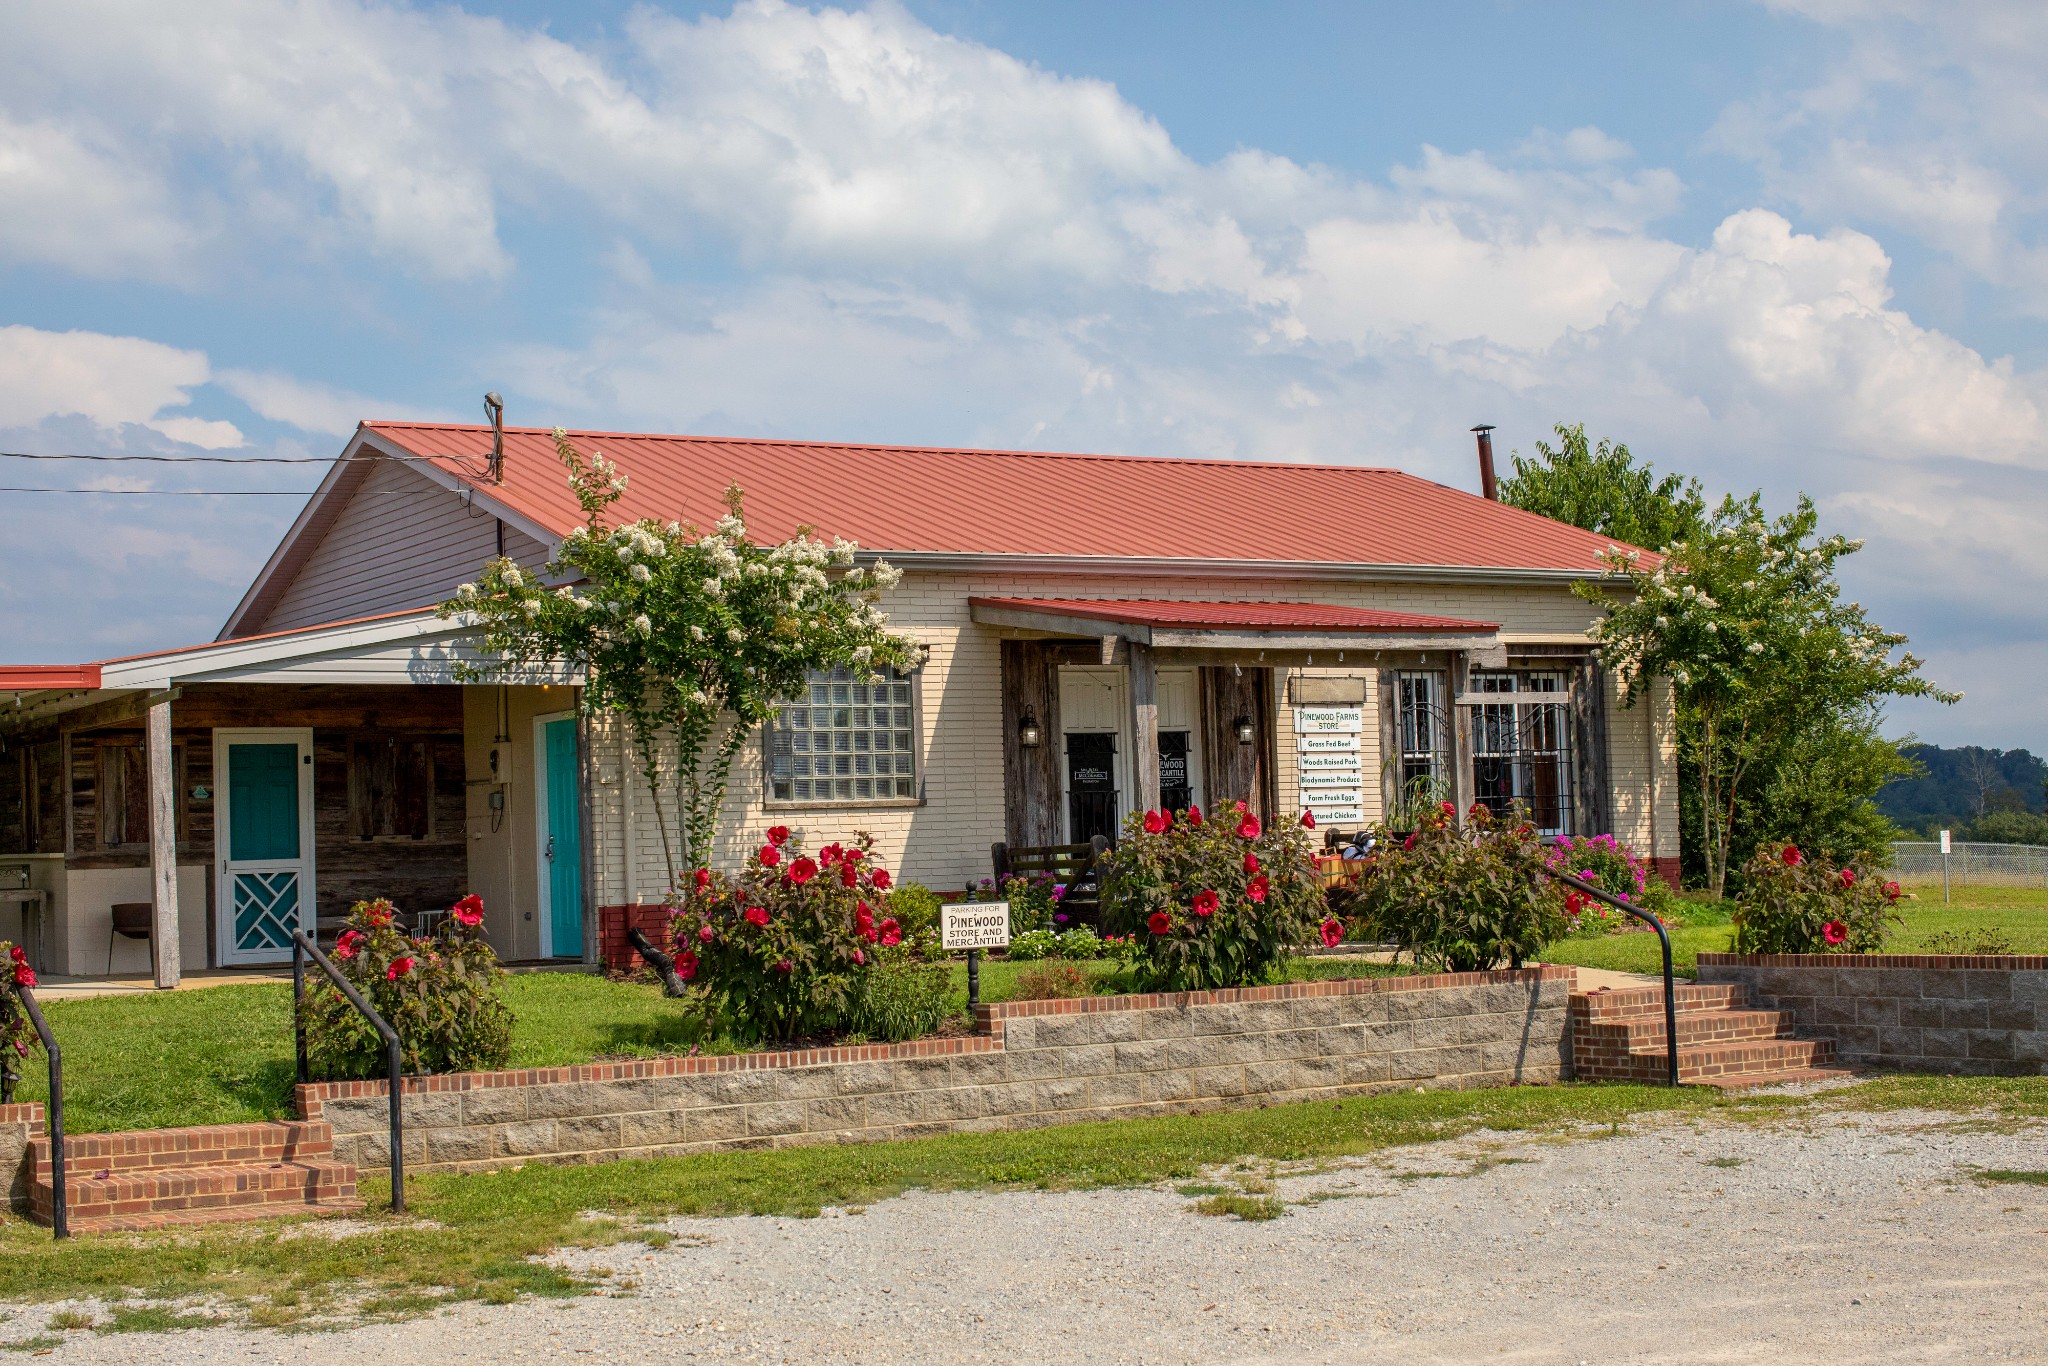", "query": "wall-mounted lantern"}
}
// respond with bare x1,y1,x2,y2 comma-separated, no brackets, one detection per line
1233,715,1256,745
1018,707,1044,749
